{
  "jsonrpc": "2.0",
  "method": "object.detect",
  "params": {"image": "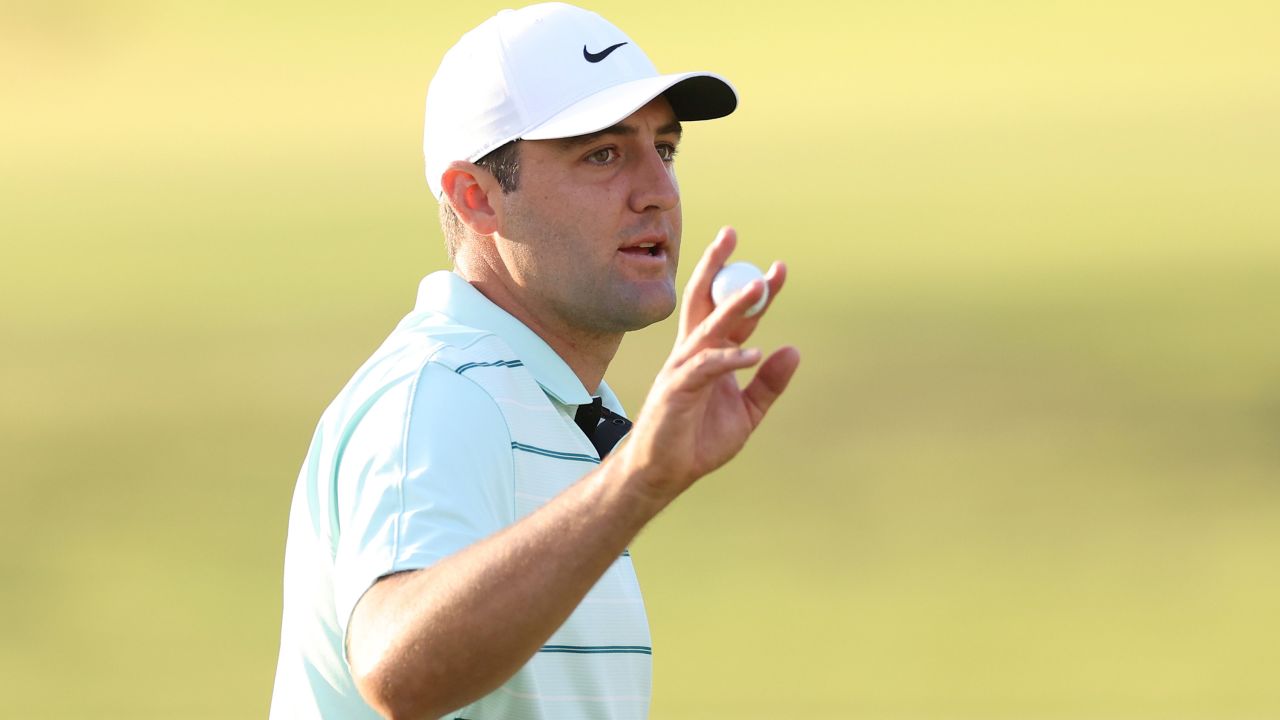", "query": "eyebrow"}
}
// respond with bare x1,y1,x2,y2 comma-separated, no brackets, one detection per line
556,119,684,150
